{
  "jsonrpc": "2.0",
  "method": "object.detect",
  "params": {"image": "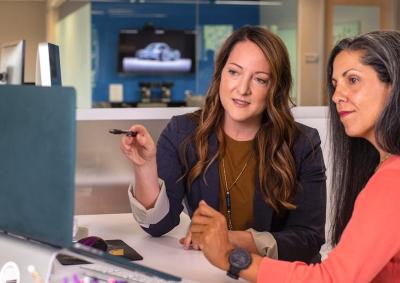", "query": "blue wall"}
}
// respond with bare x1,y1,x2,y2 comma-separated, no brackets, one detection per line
91,3,259,104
